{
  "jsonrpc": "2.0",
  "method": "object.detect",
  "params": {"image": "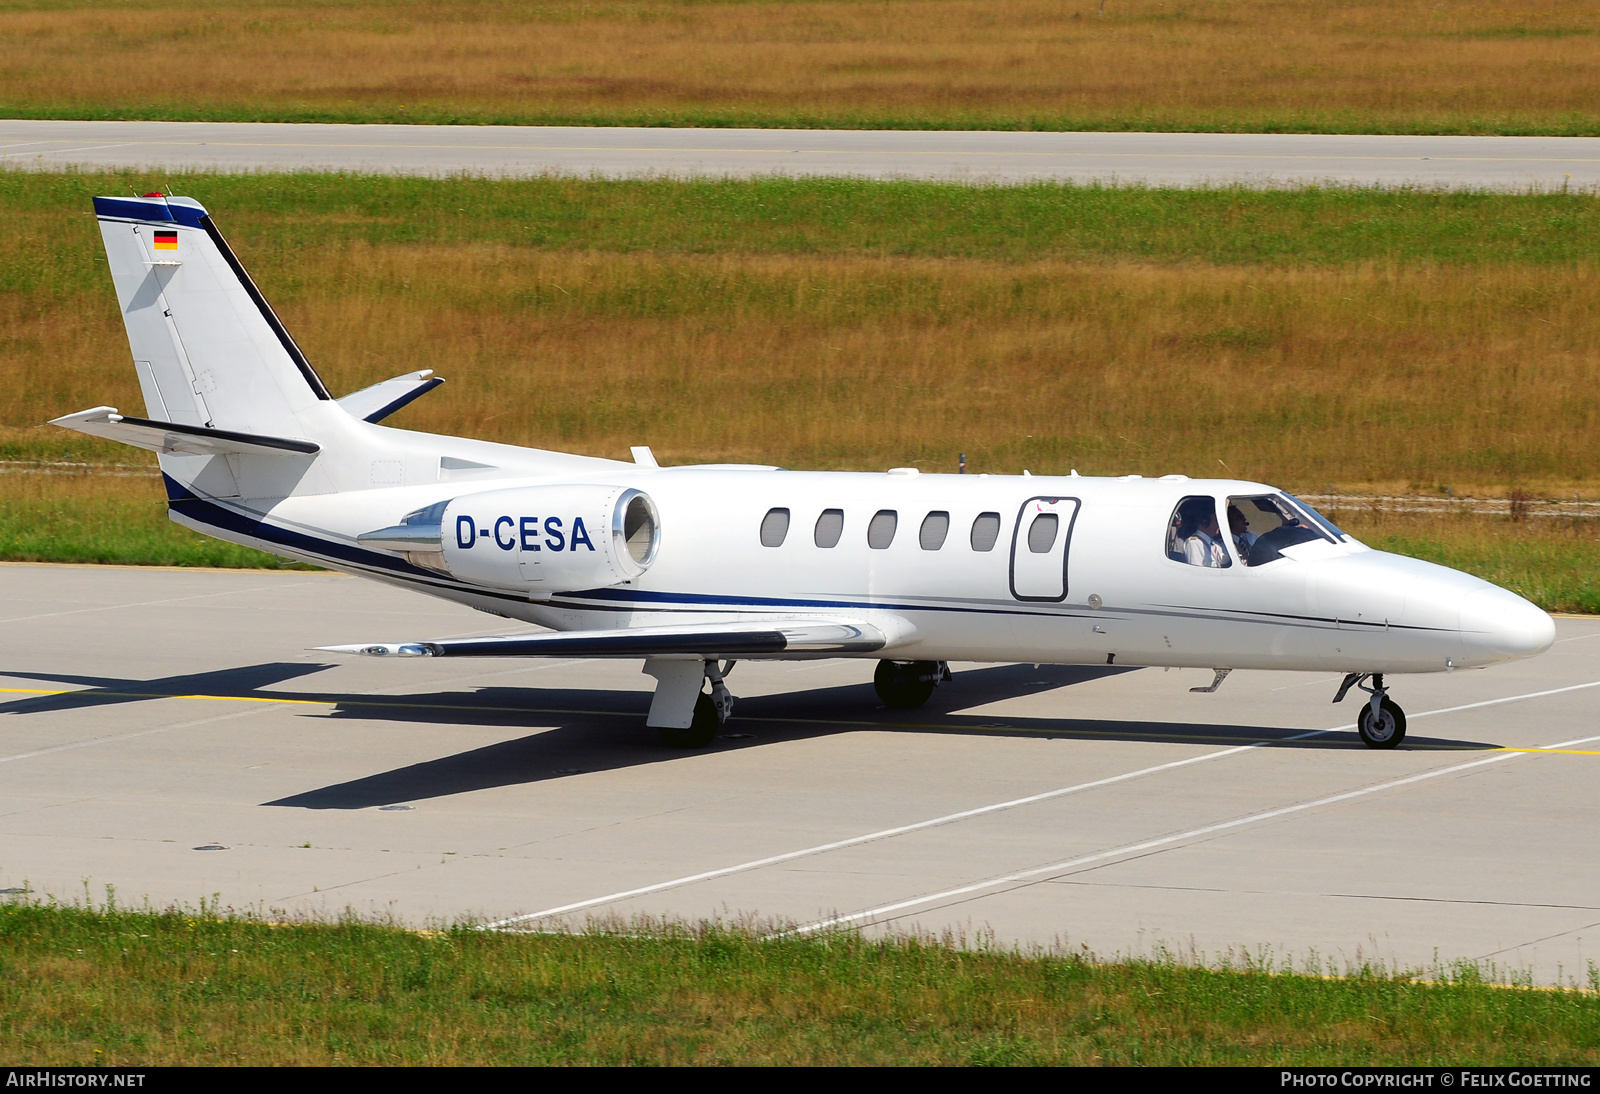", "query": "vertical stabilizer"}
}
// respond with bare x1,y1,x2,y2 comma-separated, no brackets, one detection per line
93,195,330,438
